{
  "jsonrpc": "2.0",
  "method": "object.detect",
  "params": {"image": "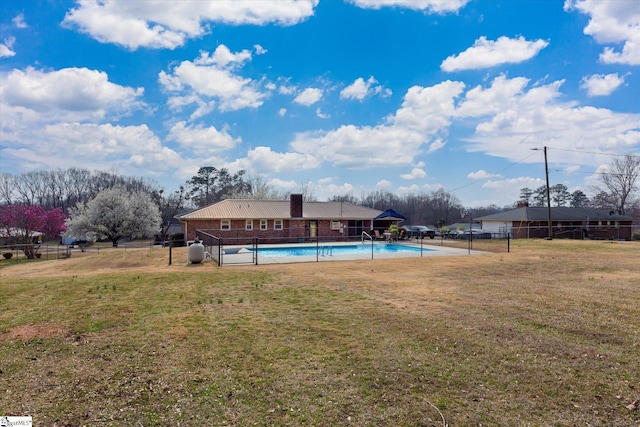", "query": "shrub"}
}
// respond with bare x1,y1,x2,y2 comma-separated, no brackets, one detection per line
632,230,640,241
